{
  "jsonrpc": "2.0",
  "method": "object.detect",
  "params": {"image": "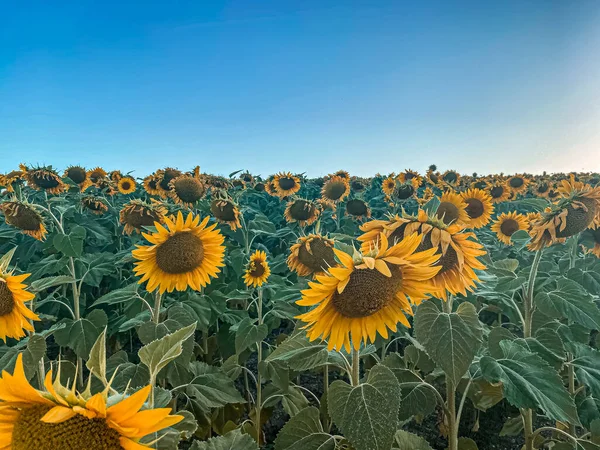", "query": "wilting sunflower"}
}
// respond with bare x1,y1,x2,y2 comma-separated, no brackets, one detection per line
133,211,225,293
240,171,254,183
0,201,47,240
0,170,25,193
143,173,163,196
63,166,92,192
506,174,529,195
287,234,337,277
117,177,137,195
231,179,246,189
157,168,183,192
491,212,529,245
296,232,440,351
381,176,397,197
23,167,65,195
435,191,469,226
398,169,422,185
321,175,350,203
439,170,461,188
345,199,371,220
0,354,183,450
582,225,600,258
109,170,123,182
359,210,487,299
81,196,109,215
460,188,494,228
529,180,600,250
273,172,302,197
243,250,271,287
168,174,206,207
487,182,511,204
88,167,108,184
120,199,167,235
210,198,241,230
0,269,39,341
284,199,320,226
